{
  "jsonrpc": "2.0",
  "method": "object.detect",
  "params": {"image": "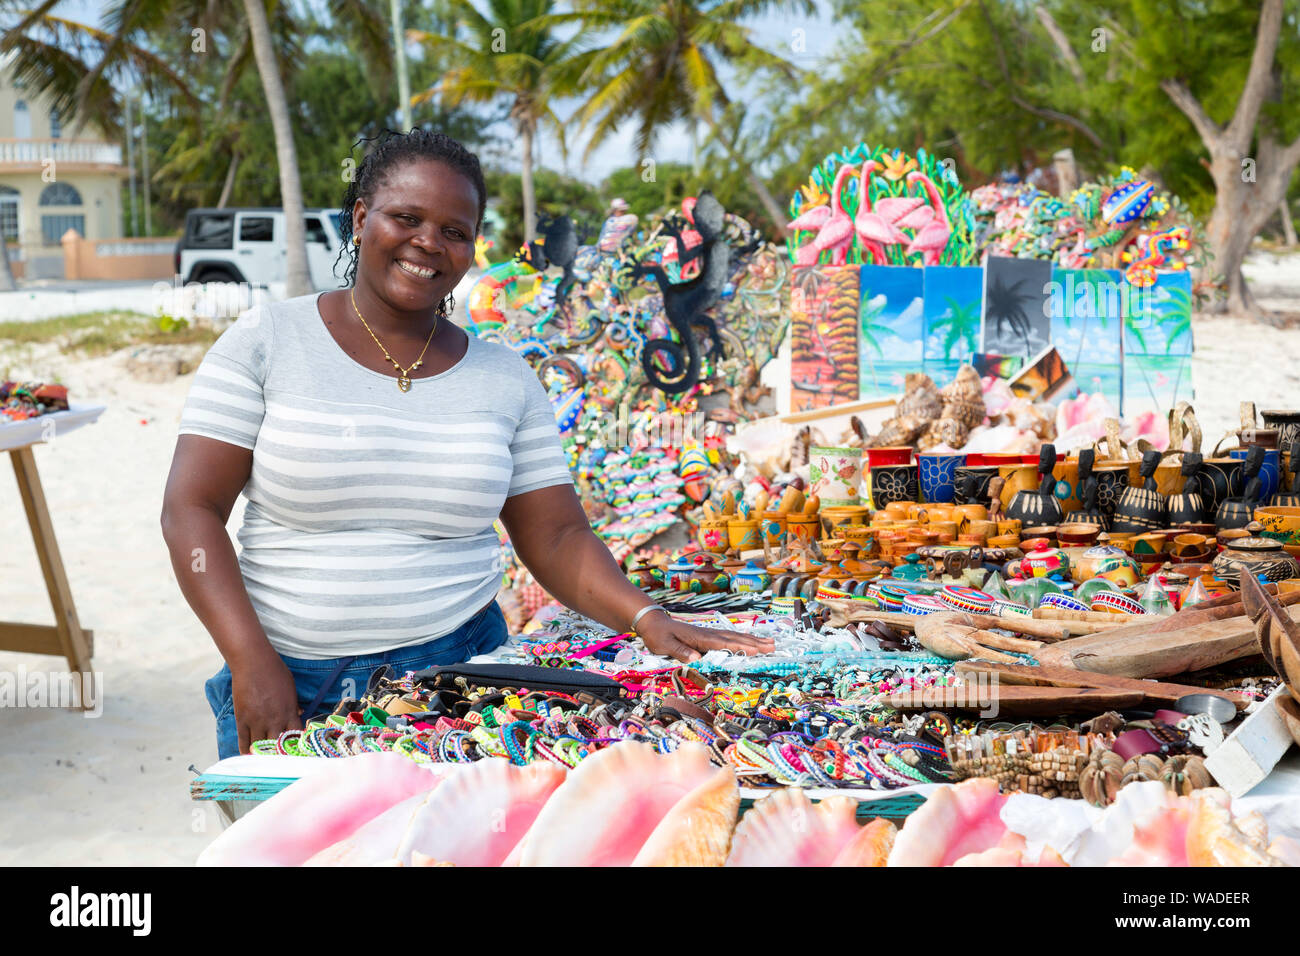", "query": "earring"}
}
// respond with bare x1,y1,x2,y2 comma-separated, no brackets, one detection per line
353,235,361,246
